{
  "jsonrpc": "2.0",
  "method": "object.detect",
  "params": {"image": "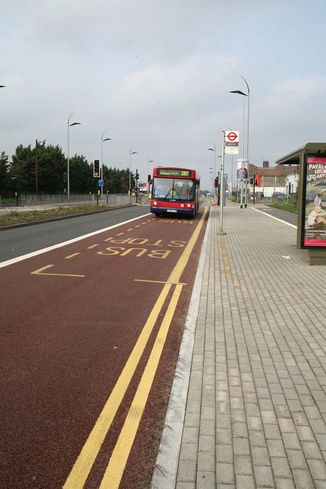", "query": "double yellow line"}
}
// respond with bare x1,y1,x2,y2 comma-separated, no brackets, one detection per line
64,208,208,489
